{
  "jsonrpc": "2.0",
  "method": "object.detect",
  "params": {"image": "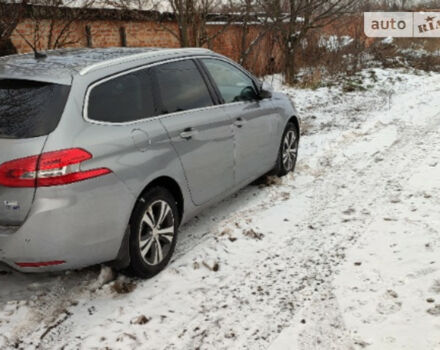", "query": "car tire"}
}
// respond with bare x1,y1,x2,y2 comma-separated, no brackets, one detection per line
273,123,299,177
127,187,179,279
